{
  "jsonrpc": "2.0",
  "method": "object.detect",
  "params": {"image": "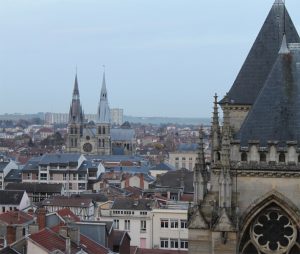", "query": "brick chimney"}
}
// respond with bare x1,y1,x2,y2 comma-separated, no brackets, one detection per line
37,208,46,230
6,225,16,244
139,173,144,189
